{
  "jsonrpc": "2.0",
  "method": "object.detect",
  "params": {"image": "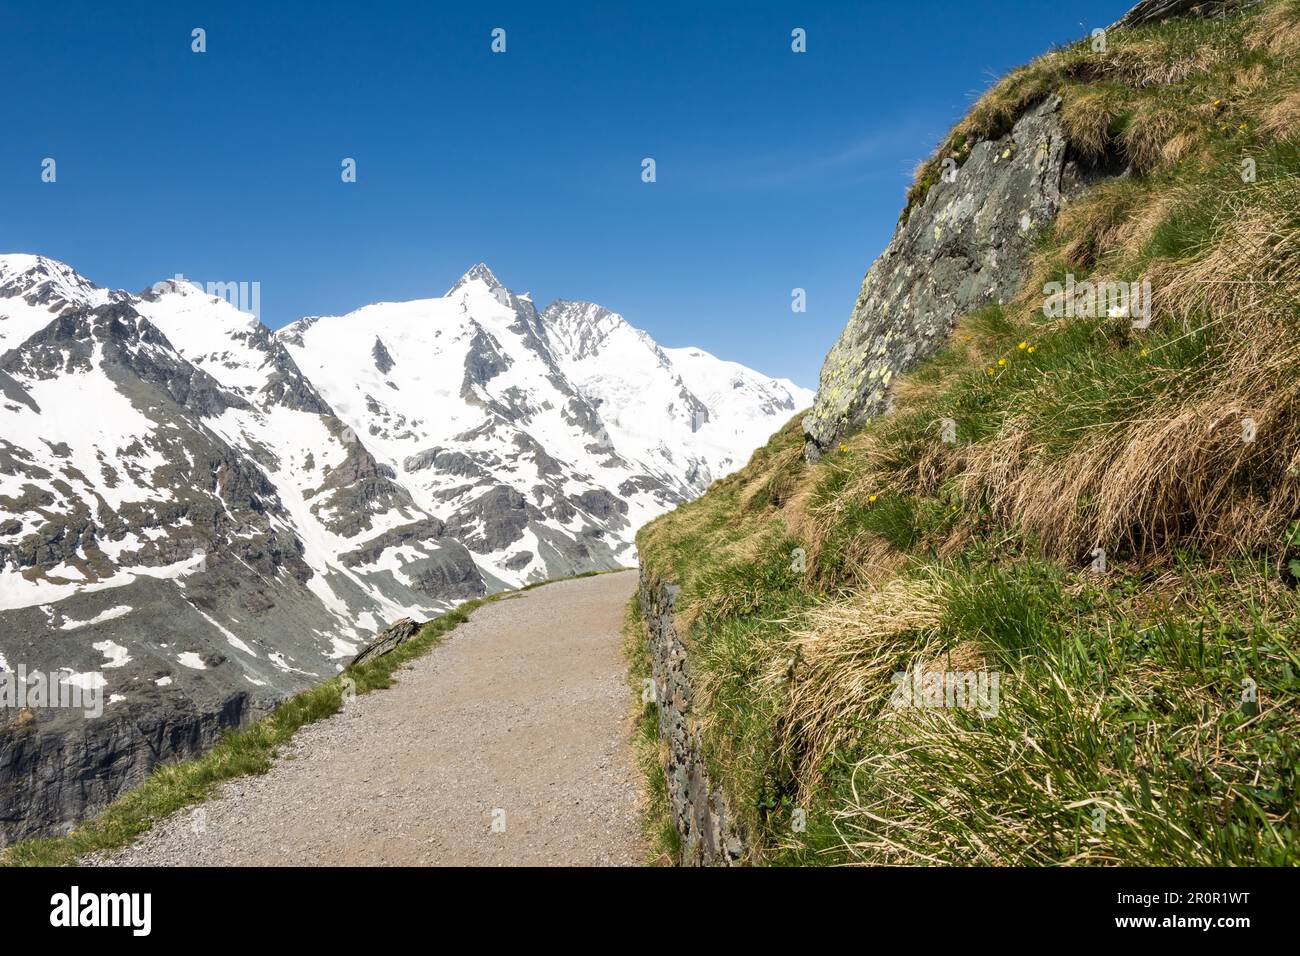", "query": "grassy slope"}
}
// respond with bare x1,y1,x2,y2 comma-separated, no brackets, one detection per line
2,572,609,867
636,0,1300,866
